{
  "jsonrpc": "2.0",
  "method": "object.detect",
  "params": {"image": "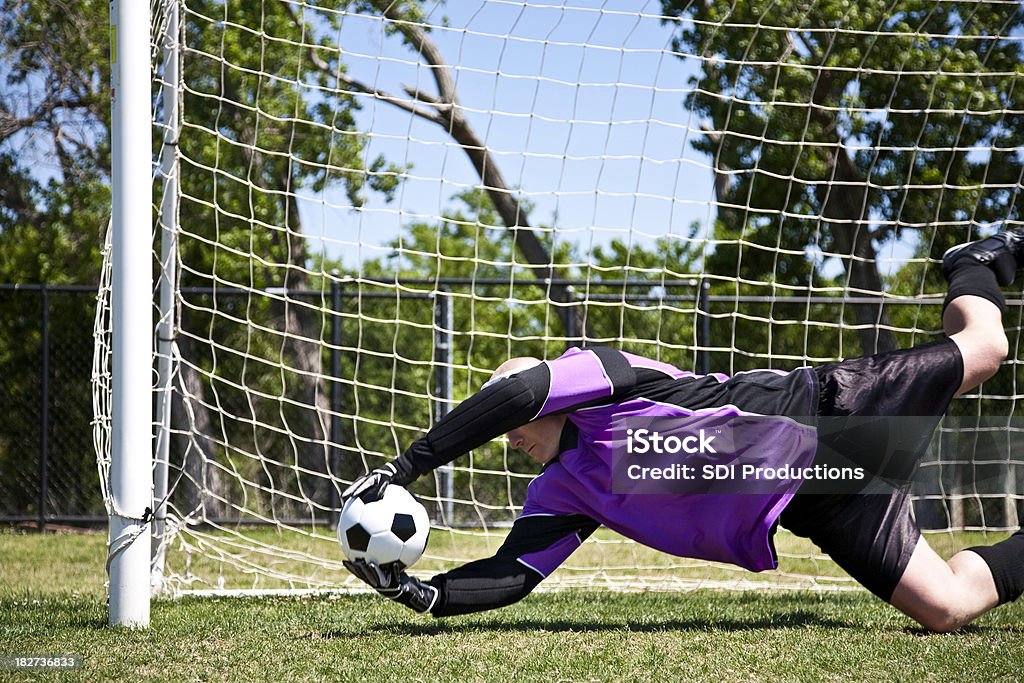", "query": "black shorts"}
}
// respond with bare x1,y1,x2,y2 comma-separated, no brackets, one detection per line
781,486,920,600
780,339,964,601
